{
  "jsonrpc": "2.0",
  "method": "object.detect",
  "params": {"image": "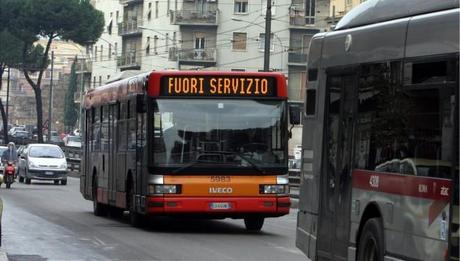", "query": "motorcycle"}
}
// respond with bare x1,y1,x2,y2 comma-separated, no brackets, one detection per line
4,161,15,189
